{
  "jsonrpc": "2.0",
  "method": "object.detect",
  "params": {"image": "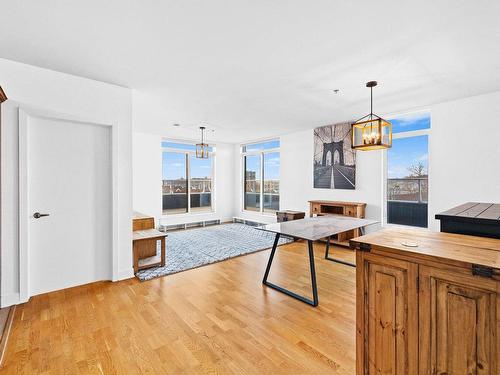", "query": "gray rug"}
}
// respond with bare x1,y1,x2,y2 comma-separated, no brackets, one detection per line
136,223,293,281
